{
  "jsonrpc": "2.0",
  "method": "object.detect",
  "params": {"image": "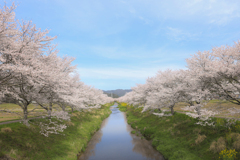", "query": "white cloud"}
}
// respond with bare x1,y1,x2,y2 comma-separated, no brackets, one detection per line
77,65,184,80
166,27,201,42
89,44,186,59
138,16,151,24
46,0,240,40
129,8,136,14
123,0,240,25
